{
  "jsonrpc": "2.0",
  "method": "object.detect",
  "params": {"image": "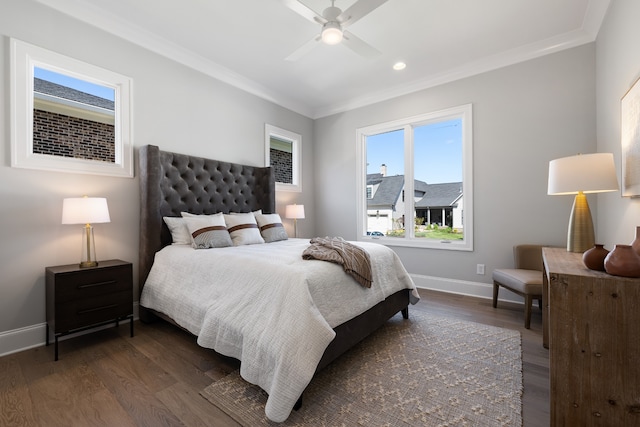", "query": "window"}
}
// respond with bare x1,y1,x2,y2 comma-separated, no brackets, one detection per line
356,104,473,250
10,38,133,177
265,124,301,192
